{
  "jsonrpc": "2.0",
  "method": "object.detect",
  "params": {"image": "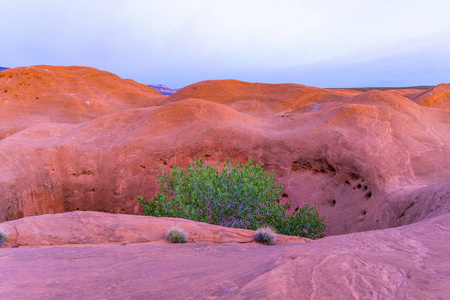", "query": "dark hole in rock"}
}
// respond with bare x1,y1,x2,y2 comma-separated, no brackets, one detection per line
349,172,360,180
357,184,361,189
366,192,372,199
